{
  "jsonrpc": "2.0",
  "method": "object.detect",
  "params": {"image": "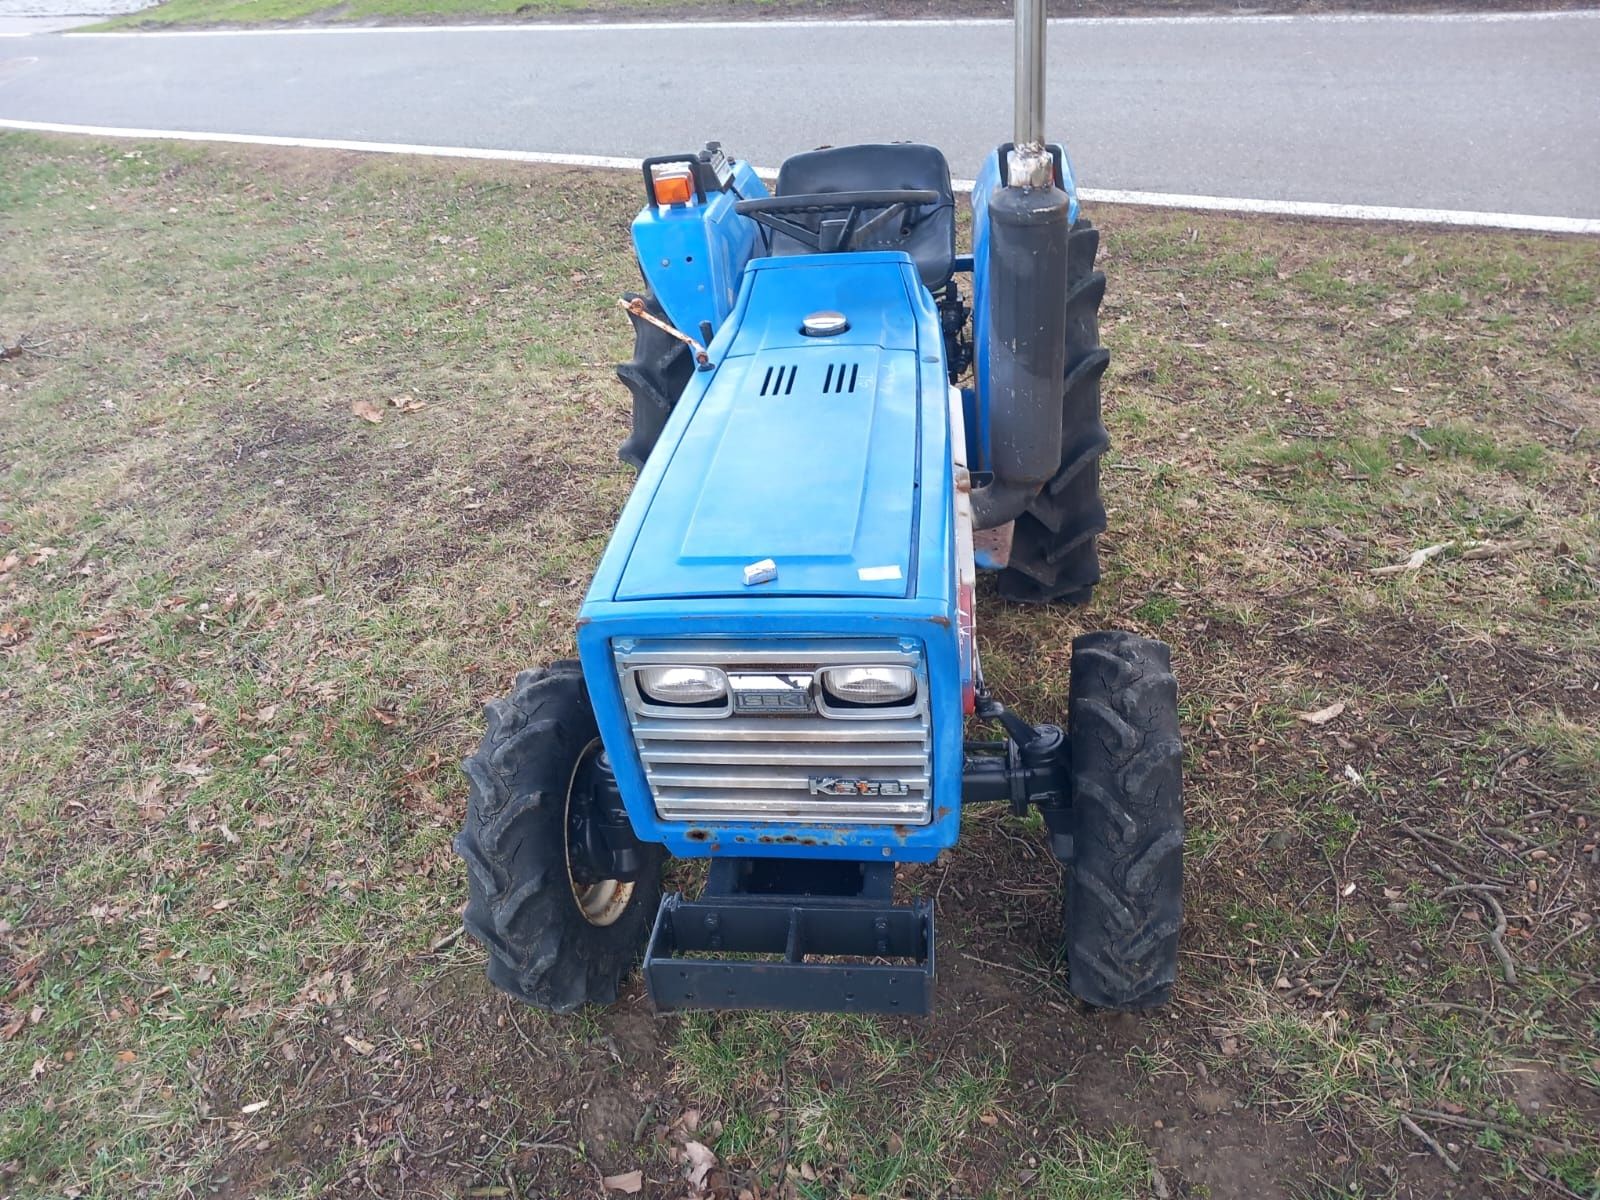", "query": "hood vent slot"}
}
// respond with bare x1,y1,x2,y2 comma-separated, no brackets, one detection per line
759,363,798,396
822,362,860,395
